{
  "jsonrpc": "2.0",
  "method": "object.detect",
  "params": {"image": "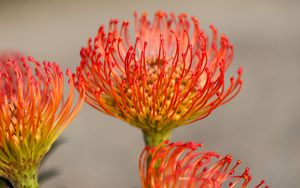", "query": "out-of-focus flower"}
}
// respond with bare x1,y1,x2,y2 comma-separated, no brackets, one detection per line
139,141,268,188
0,53,85,188
76,11,242,146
